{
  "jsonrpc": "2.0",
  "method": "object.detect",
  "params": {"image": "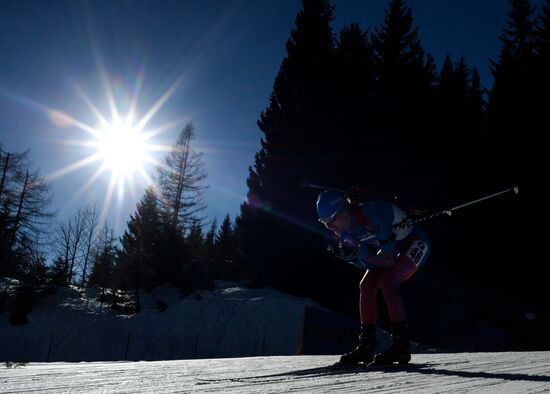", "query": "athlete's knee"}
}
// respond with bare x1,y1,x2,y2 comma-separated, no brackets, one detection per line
359,270,378,293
